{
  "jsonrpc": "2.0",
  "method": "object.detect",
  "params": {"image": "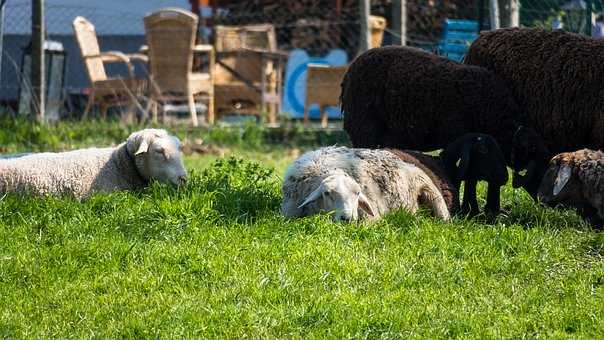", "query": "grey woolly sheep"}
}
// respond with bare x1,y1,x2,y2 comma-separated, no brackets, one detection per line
0,129,187,200
341,46,521,159
537,149,604,226
281,146,450,221
465,27,604,158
